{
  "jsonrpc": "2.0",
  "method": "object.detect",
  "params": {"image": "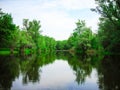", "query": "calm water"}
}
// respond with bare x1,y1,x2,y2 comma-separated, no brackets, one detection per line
0,52,120,90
